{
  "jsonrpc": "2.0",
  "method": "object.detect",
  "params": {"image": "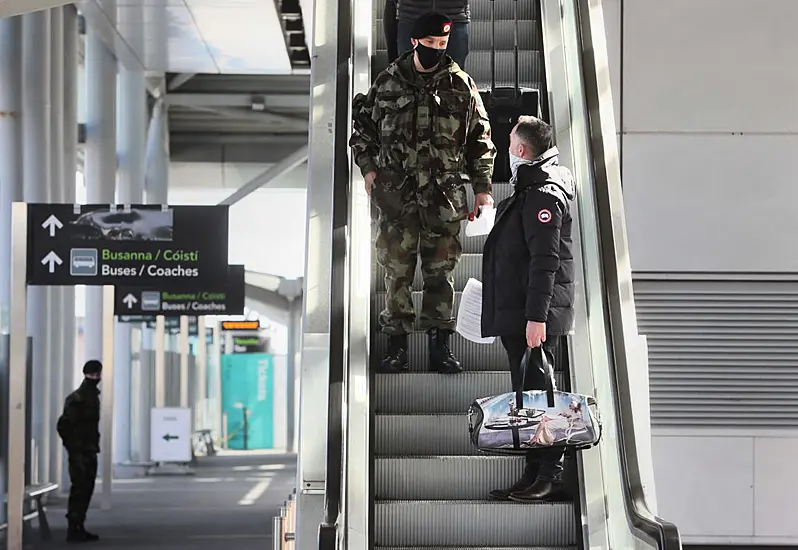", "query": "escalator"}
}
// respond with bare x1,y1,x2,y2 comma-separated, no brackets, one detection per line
370,0,578,548
303,0,685,548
